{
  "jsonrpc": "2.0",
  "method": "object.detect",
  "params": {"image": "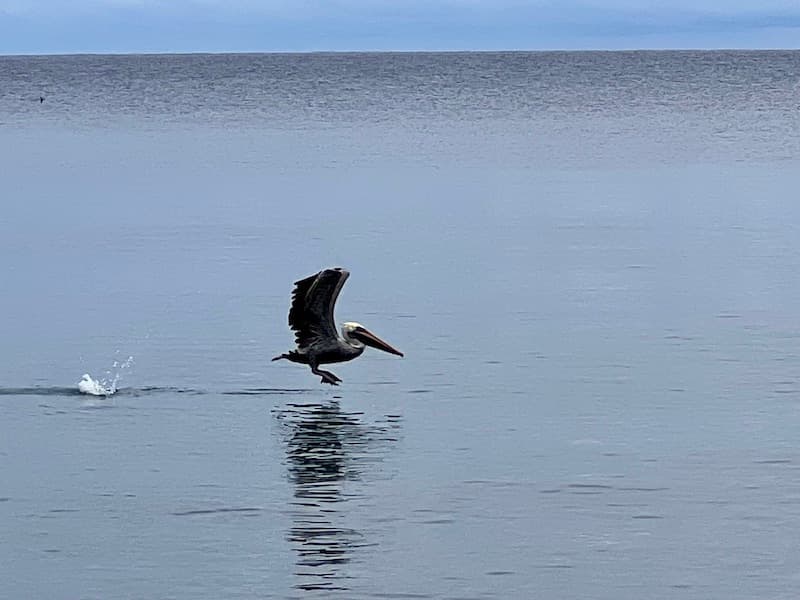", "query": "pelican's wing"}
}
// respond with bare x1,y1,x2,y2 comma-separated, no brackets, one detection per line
288,268,349,349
